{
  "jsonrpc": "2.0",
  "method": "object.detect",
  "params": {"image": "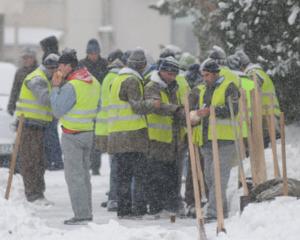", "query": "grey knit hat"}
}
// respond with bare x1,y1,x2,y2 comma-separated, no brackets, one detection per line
235,50,251,67
127,49,147,65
